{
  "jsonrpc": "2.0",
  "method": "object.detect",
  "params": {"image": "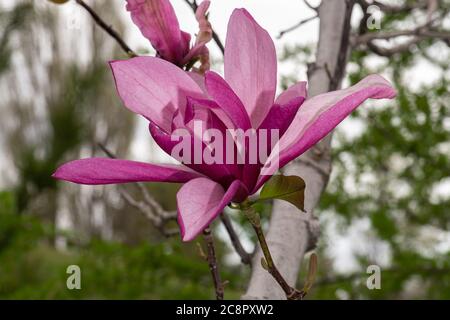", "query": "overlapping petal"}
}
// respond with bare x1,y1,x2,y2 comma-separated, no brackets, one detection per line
110,57,204,132
275,81,307,105
177,178,243,241
253,75,397,193
205,71,252,130
53,158,202,185
224,9,277,128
